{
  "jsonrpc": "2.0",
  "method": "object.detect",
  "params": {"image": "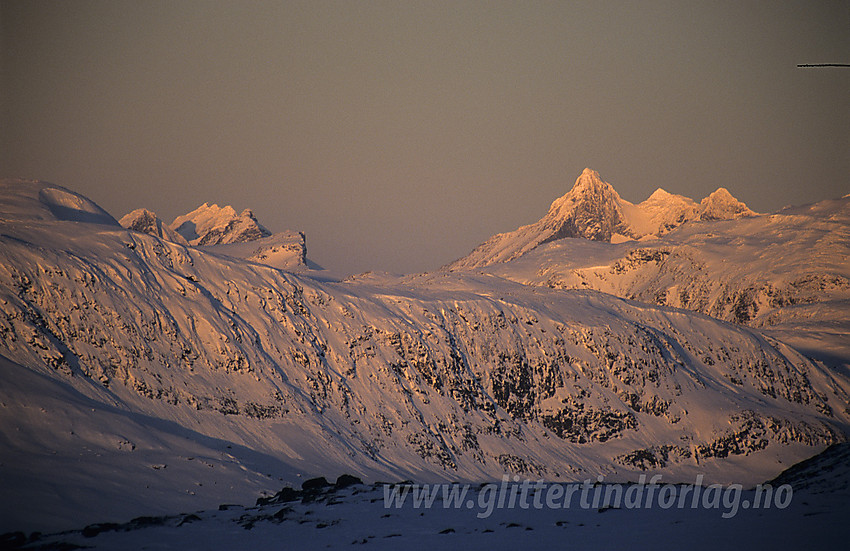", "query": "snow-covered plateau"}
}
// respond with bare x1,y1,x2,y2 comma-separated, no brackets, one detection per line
0,174,847,548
